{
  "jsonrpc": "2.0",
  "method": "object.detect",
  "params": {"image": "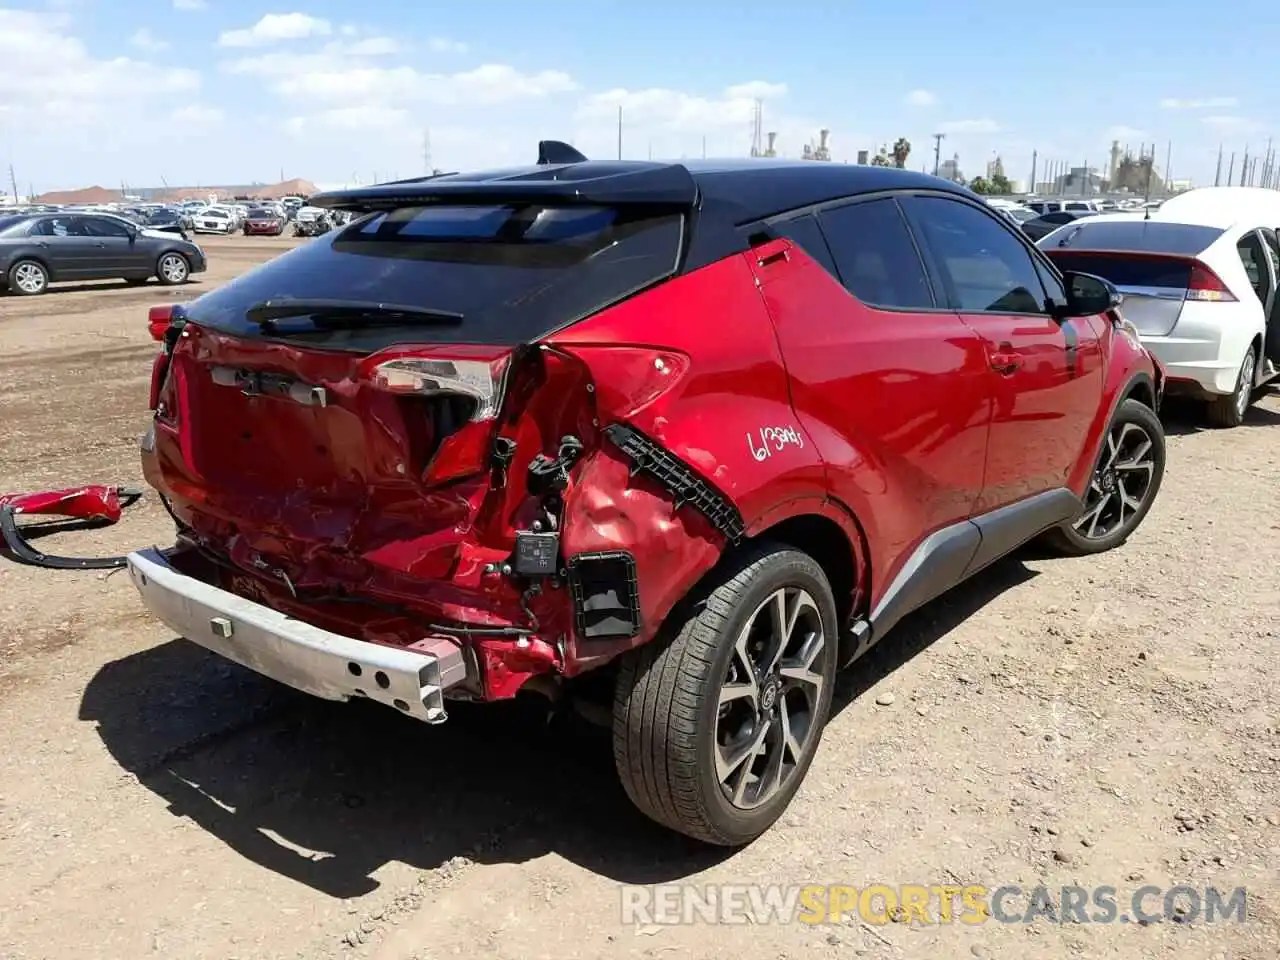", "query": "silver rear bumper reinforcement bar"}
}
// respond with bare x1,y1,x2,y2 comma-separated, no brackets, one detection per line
126,547,468,723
